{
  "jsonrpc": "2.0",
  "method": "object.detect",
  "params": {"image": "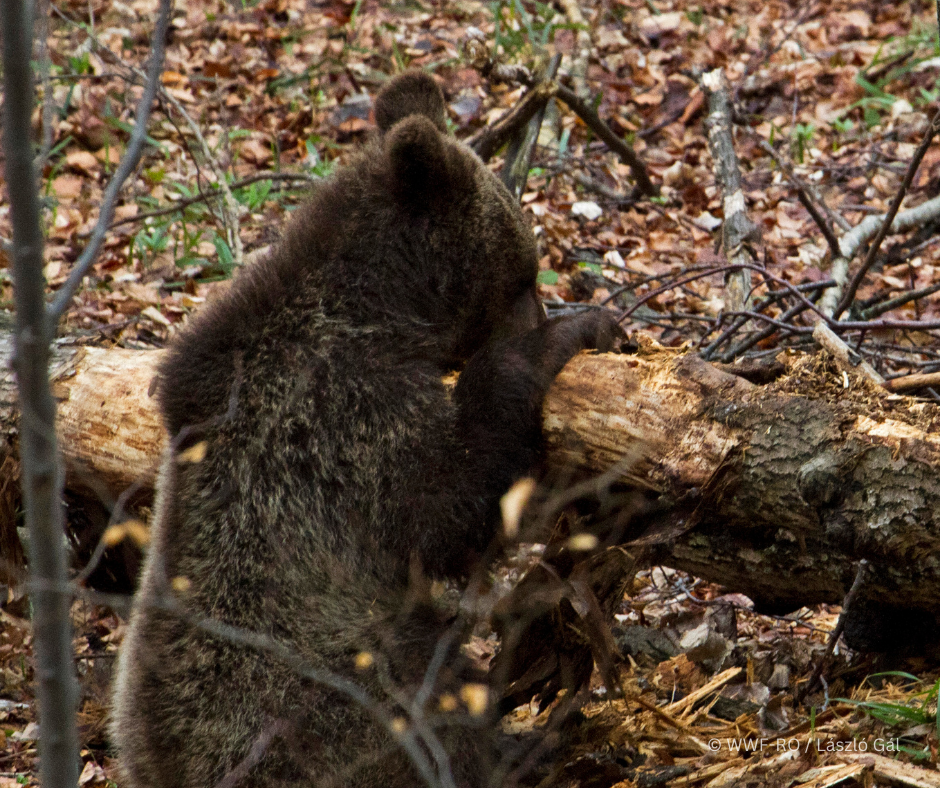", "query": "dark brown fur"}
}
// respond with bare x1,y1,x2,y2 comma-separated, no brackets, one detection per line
111,72,622,788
